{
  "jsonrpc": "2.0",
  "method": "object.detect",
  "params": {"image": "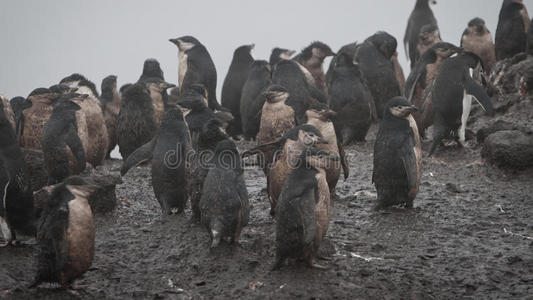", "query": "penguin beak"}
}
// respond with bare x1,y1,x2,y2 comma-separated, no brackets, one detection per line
286,50,296,57
317,137,329,145
169,38,180,46
163,83,176,90
406,105,418,113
